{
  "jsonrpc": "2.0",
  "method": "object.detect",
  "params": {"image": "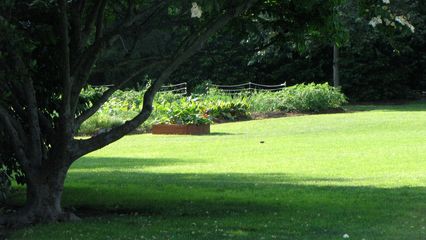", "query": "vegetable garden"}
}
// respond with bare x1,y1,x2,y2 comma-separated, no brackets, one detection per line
78,83,347,135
